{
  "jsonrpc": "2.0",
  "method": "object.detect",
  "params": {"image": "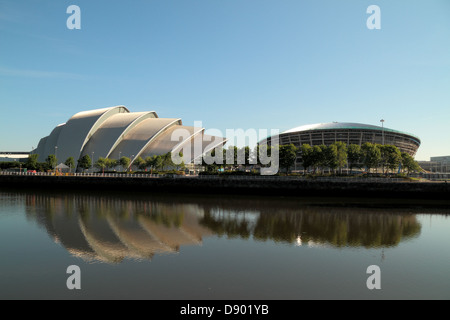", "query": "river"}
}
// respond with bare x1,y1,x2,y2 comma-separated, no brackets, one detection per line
1,190,449,300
